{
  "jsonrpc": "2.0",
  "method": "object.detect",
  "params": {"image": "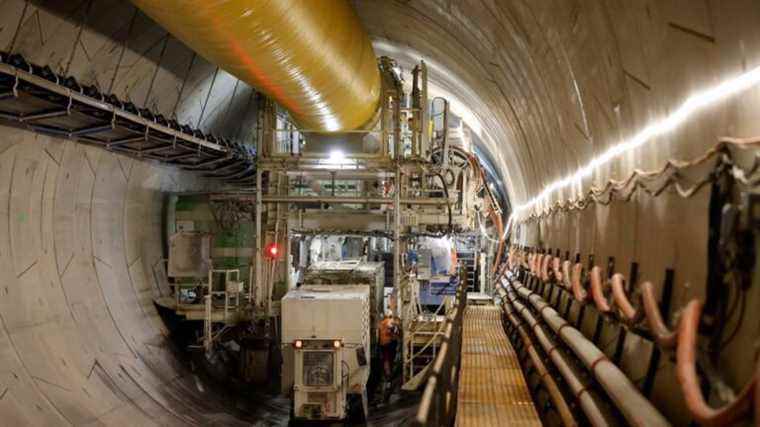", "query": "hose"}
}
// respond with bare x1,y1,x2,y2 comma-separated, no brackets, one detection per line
589,266,612,314
676,300,756,426
610,273,642,324
640,281,677,349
